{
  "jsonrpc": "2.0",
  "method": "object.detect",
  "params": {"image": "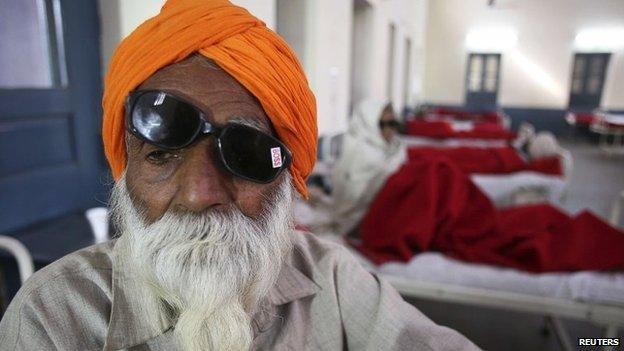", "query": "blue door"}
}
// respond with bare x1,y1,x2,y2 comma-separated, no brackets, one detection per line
568,53,611,110
465,53,500,109
0,0,106,232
